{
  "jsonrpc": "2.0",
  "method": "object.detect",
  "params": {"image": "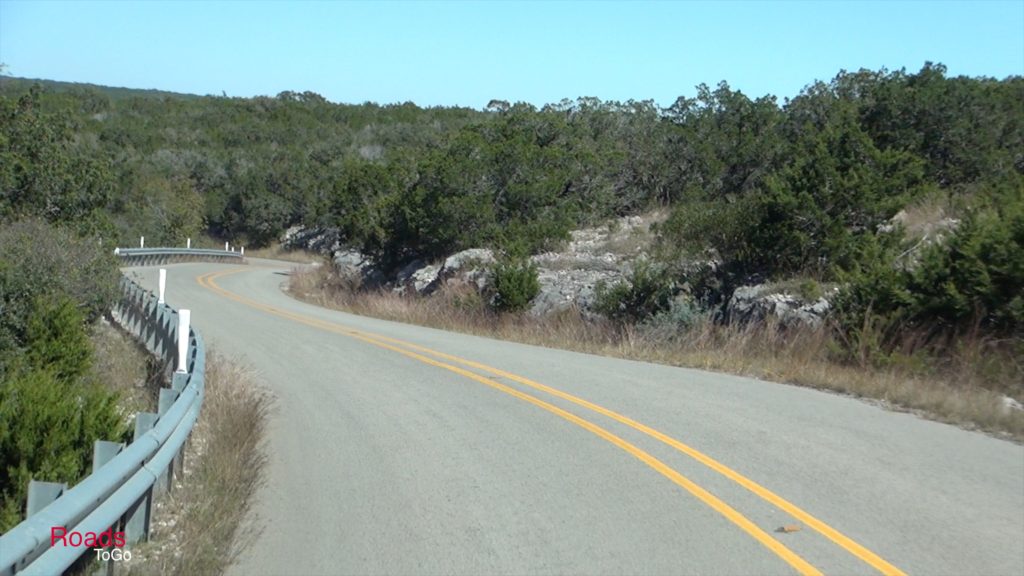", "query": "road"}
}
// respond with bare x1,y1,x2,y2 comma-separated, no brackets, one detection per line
126,260,1024,576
